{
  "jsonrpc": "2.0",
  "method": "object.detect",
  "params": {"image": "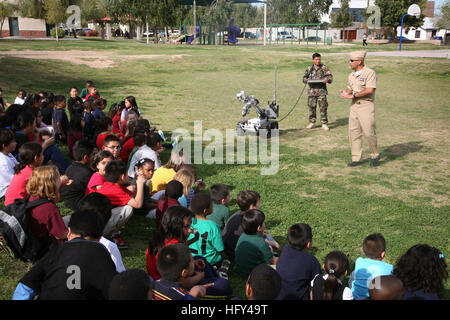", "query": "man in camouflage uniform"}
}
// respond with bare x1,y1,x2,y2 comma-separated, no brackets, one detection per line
302,53,333,131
